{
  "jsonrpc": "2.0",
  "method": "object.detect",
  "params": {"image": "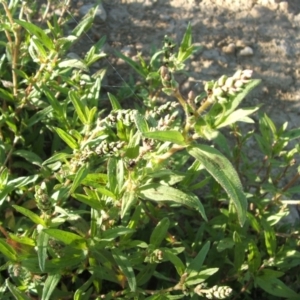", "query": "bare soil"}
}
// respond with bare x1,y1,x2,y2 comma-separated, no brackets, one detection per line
70,0,300,128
